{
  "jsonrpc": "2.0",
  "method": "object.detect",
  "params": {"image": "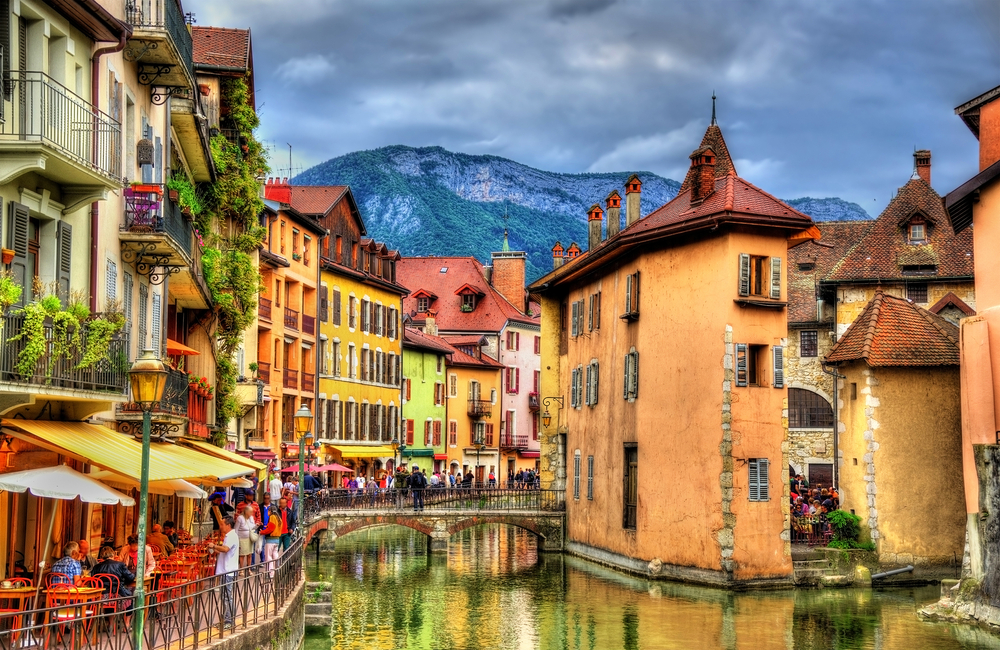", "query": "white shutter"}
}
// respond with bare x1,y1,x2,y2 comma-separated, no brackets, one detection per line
106,260,117,302
738,253,751,296
770,257,782,299
773,346,784,388
736,344,748,387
